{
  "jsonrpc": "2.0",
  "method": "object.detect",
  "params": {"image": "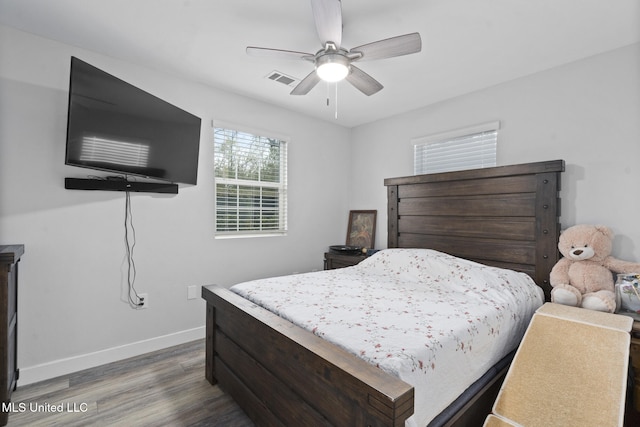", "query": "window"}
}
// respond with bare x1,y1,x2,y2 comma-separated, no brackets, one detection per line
214,125,288,237
413,121,499,175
